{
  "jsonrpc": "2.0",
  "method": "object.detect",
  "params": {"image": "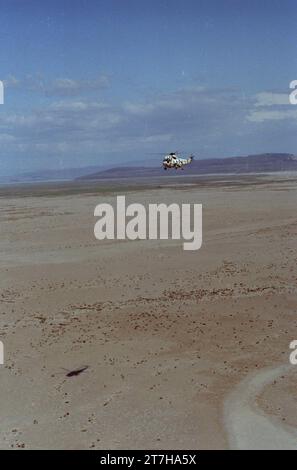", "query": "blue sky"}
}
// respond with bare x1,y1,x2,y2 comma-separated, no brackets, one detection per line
0,0,297,175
